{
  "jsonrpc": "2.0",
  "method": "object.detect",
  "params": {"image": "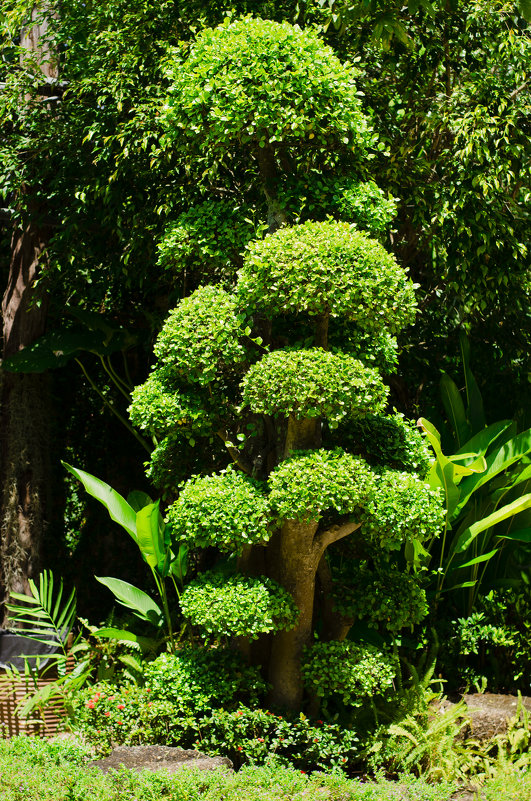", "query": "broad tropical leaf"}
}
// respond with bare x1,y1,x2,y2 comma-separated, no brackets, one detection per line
95,577,163,625
64,463,137,541
136,502,165,571
453,429,531,518
451,494,531,555
440,372,471,448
